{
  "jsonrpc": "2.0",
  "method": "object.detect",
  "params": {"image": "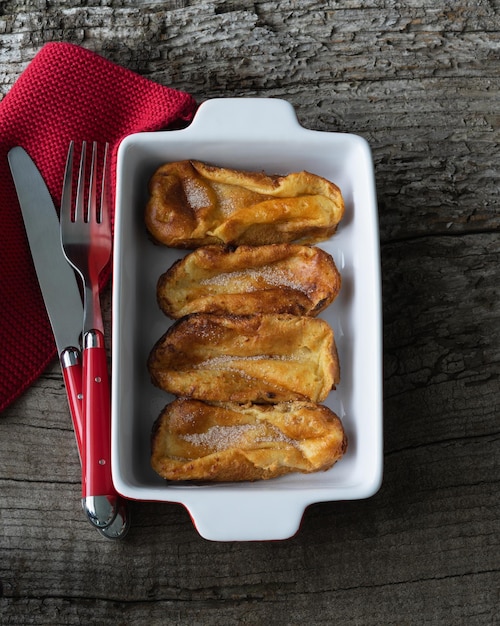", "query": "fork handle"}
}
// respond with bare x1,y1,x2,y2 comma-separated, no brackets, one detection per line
82,330,115,500
63,339,128,535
